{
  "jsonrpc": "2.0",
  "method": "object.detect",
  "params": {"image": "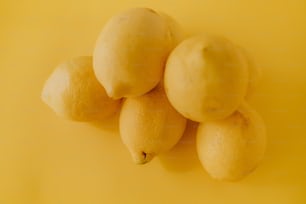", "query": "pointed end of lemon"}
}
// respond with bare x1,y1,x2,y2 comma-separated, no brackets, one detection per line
131,151,154,165
105,82,132,100
106,87,122,100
